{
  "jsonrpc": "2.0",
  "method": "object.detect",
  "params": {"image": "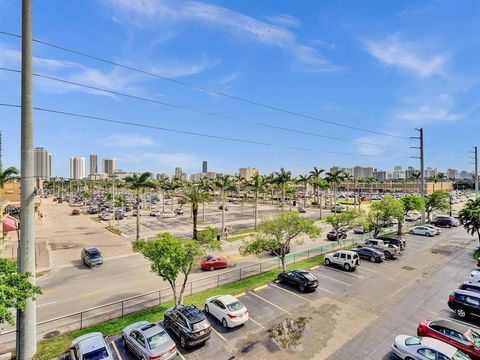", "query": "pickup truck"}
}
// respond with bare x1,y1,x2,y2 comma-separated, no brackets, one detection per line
376,236,406,251
358,239,400,259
